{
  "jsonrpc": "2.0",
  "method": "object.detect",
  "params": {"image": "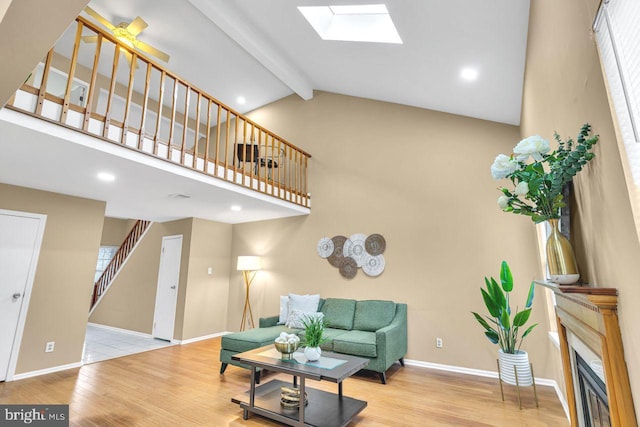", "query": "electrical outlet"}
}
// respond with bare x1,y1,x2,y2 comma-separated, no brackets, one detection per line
207,267,213,275
436,338,443,348
45,341,55,353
